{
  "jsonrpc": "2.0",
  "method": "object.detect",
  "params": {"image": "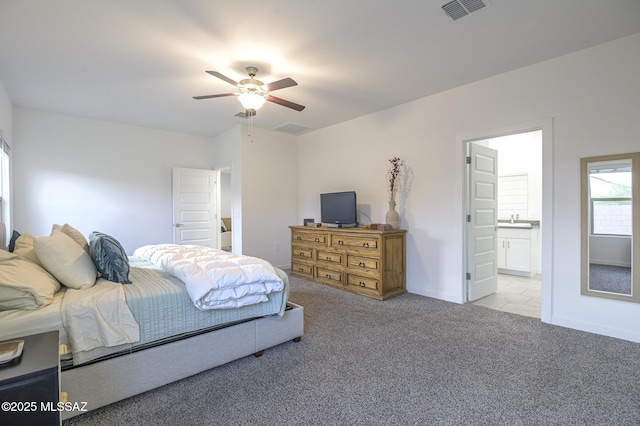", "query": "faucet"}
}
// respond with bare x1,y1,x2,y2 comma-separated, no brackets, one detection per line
510,214,520,224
